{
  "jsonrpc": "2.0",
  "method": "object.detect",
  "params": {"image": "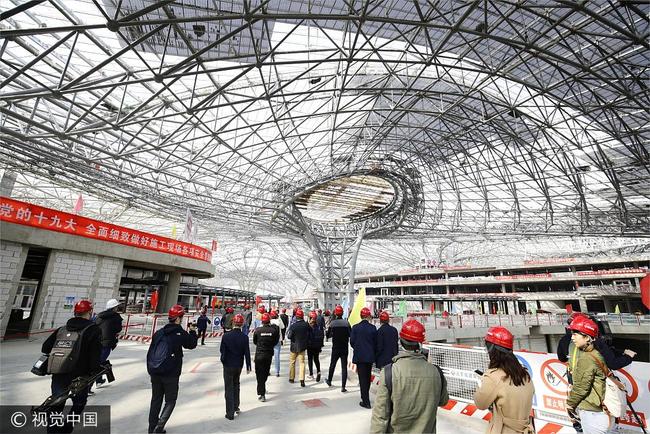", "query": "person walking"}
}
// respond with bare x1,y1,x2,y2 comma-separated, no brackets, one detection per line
370,319,448,433
566,316,612,434
350,307,377,409
196,307,210,345
243,305,252,336
325,305,351,392
42,299,103,434
316,309,326,330
270,310,285,377
286,308,310,387
94,298,123,386
221,306,235,332
307,311,325,382
279,308,289,343
473,326,535,433
220,314,251,420
375,311,398,370
146,304,198,433
252,313,279,402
